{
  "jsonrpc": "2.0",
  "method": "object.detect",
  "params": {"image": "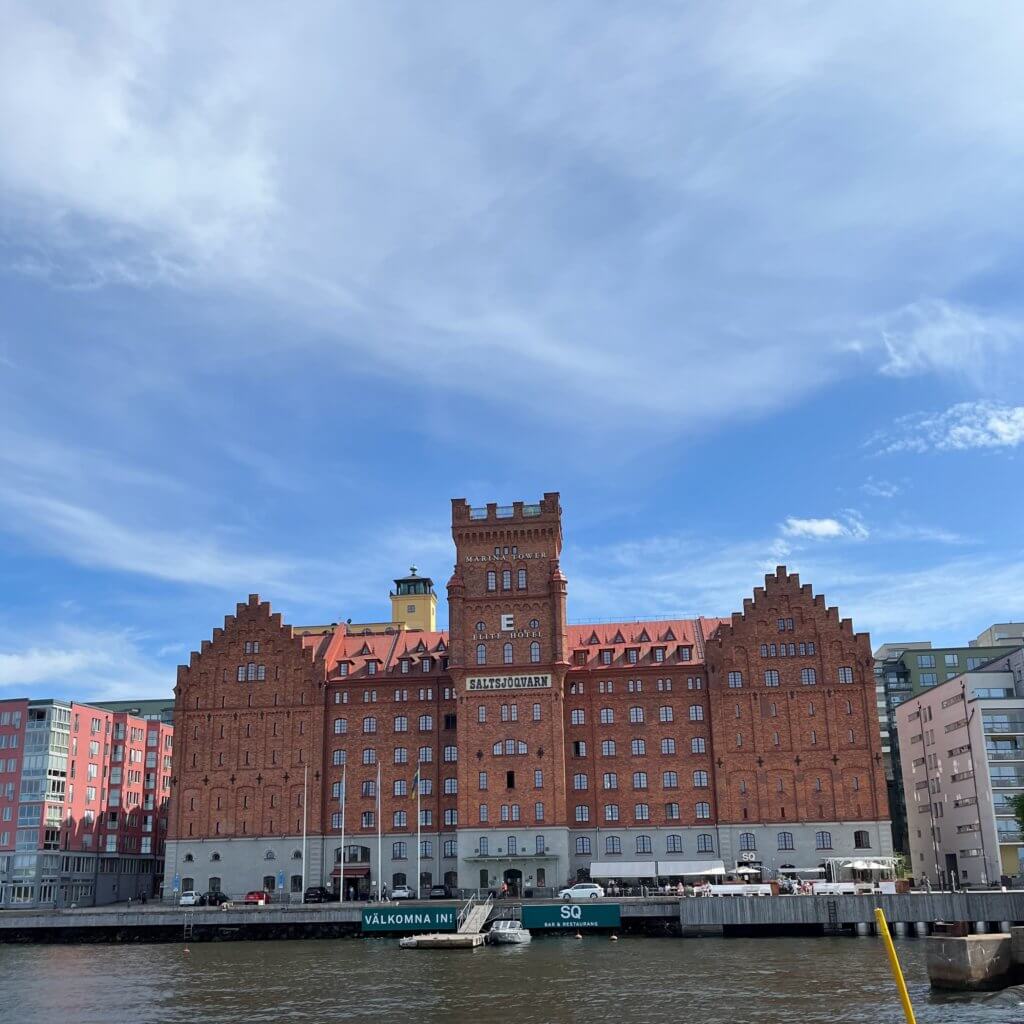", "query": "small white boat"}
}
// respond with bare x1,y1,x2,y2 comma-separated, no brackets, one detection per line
488,919,532,945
